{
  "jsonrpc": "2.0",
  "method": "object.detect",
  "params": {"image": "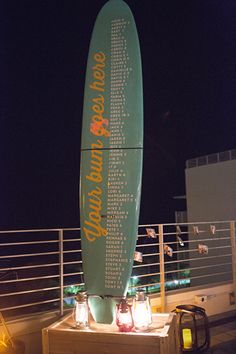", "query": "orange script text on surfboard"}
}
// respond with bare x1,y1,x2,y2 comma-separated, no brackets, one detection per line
84,52,109,242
